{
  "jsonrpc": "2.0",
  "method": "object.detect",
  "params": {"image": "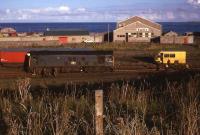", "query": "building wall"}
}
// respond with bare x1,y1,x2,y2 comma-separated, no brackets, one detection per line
0,37,45,42
0,41,58,48
114,21,161,42
160,36,194,44
194,36,200,45
160,36,176,44
67,36,90,43
45,36,58,41
0,34,103,44
47,35,103,43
